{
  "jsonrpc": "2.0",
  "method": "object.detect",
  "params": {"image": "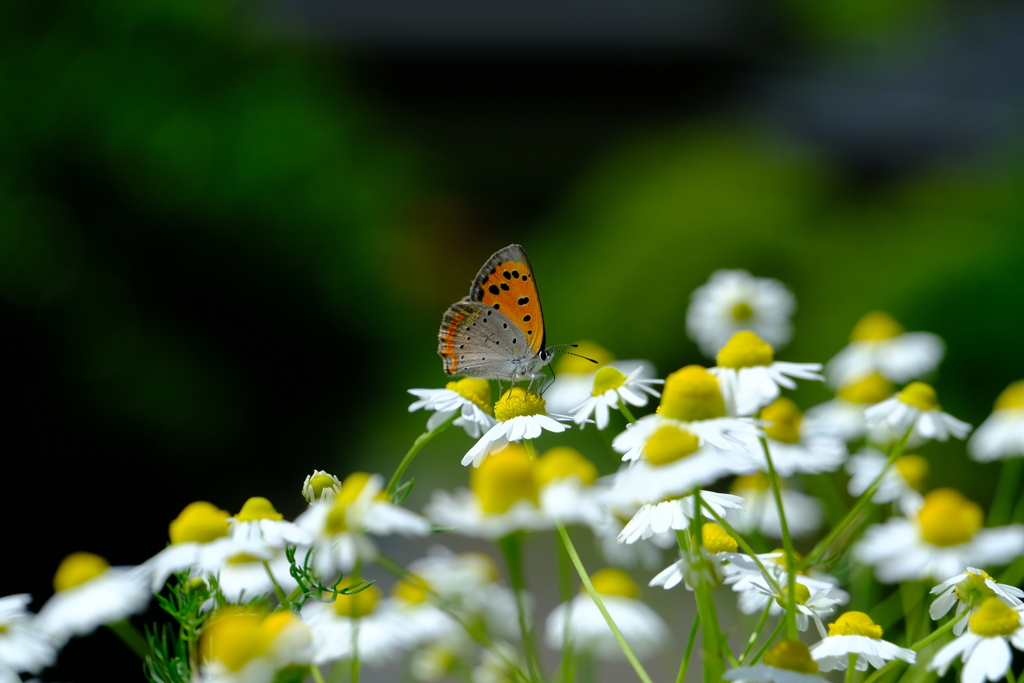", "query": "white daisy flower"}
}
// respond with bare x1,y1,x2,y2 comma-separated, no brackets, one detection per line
747,578,845,637
865,381,971,444
302,470,343,503
545,569,668,660
810,611,915,671
930,567,1024,636
649,523,742,591
803,374,895,443
387,577,461,649
845,449,926,516
35,553,150,647
409,378,497,439
969,380,1024,462
462,387,568,467
826,312,944,387
537,341,617,414
409,634,477,682
426,444,549,540
724,639,829,683
302,583,406,666
728,473,822,539
687,269,796,358
536,447,609,527
735,398,847,477
229,496,312,548
143,501,260,592
613,365,762,463
854,489,1024,583
0,595,56,676
607,439,753,507
569,365,662,430
929,598,1024,683
296,472,430,578
709,332,822,417
617,492,745,544
199,610,314,683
